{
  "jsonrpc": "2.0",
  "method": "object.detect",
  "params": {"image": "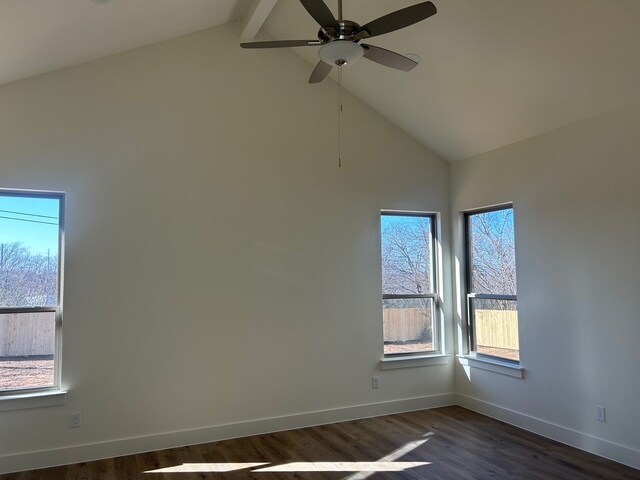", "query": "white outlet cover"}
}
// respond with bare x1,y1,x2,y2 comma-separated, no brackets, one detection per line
70,412,82,428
